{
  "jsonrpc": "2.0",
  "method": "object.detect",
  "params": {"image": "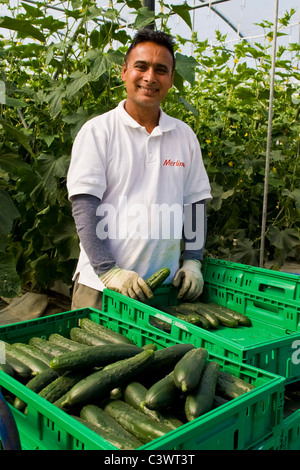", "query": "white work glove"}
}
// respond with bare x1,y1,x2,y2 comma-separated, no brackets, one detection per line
99,266,153,302
173,259,204,301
